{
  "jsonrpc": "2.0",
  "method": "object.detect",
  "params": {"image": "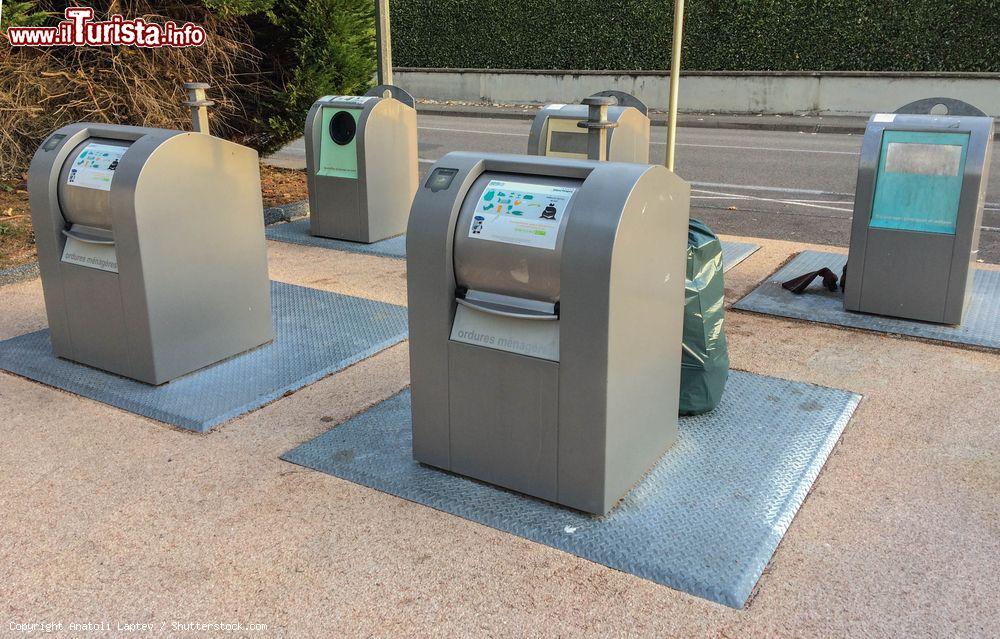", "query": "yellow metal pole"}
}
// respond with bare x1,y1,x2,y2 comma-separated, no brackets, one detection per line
666,0,684,172
375,0,393,86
